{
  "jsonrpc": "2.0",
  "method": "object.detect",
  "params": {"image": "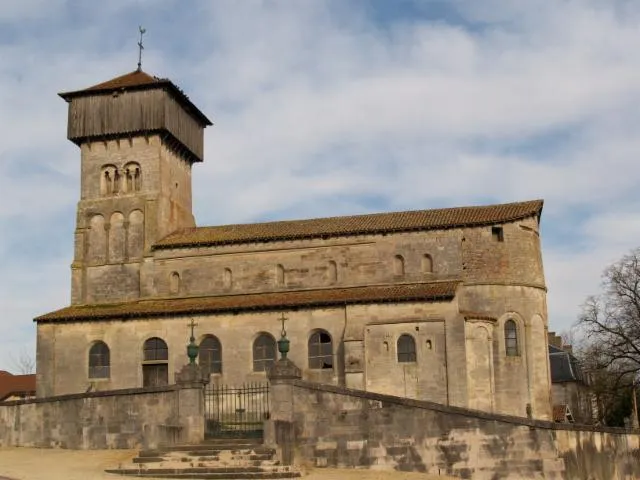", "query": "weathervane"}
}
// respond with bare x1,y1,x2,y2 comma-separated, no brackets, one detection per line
137,26,147,71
